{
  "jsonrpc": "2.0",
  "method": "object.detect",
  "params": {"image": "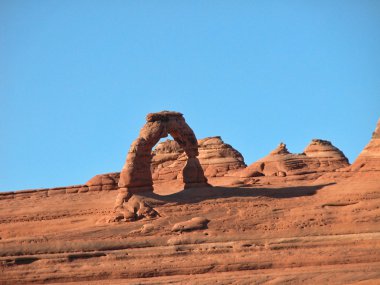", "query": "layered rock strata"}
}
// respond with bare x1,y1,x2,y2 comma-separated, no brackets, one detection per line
86,172,119,191
241,140,349,178
85,136,245,189
114,111,208,217
118,111,208,194
351,119,380,171
152,136,246,181
197,136,246,176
